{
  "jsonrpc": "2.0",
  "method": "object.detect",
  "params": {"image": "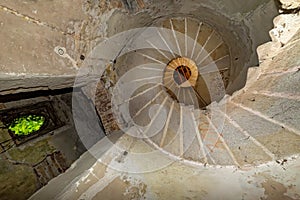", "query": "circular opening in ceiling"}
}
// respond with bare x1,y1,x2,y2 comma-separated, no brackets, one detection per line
173,65,192,85
164,57,199,88
111,17,231,110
